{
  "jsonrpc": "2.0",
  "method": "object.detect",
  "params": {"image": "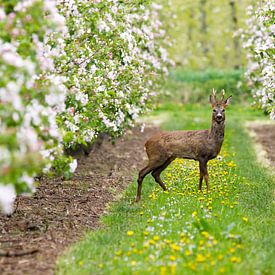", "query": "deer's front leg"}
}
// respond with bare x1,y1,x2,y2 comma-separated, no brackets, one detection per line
199,159,209,191
199,163,203,191
204,162,209,191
